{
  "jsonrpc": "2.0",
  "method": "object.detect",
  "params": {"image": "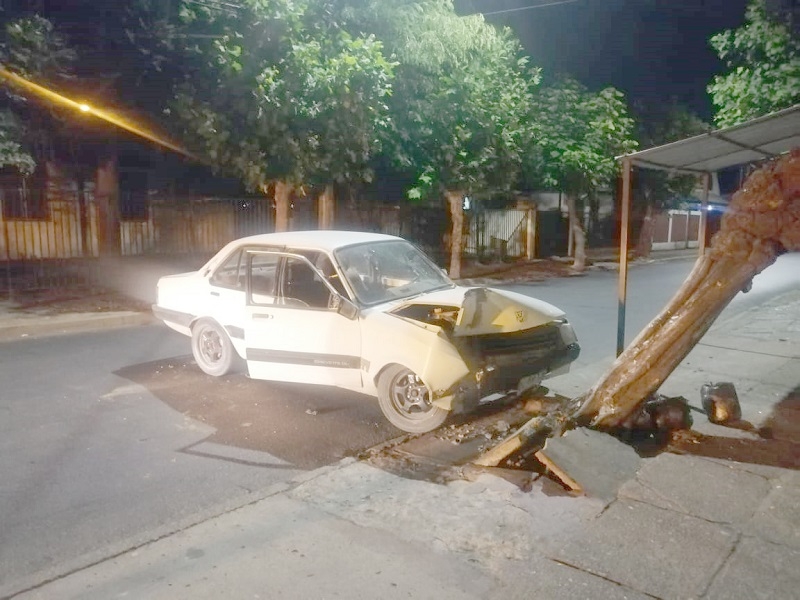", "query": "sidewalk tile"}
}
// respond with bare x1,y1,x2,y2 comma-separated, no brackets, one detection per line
746,477,800,549
618,454,771,525
705,536,800,600
490,556,652,600
548,499,736,599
